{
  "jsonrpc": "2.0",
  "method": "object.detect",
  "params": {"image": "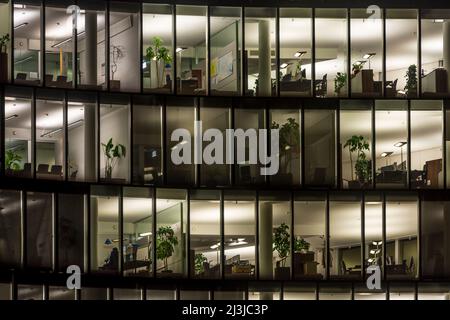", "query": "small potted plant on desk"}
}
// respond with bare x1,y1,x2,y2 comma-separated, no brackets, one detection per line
273,223,290,280
156,226,178,275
